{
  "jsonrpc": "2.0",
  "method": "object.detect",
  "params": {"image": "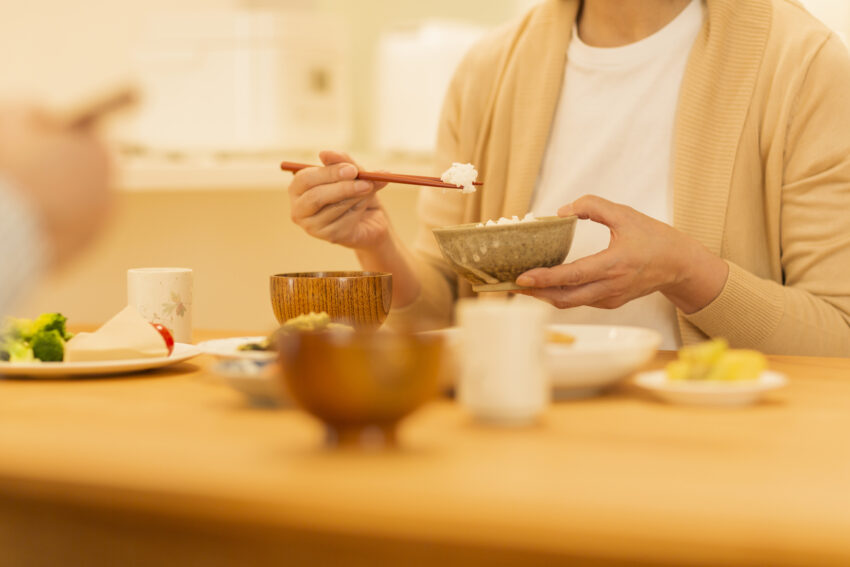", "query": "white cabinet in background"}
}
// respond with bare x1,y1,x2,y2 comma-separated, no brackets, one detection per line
128,11,351,154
